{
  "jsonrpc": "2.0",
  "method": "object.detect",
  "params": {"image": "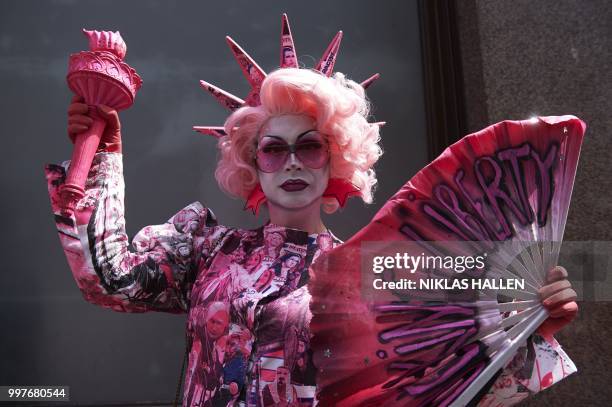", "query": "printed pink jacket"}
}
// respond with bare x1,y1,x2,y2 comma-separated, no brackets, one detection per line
46,152,576,406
